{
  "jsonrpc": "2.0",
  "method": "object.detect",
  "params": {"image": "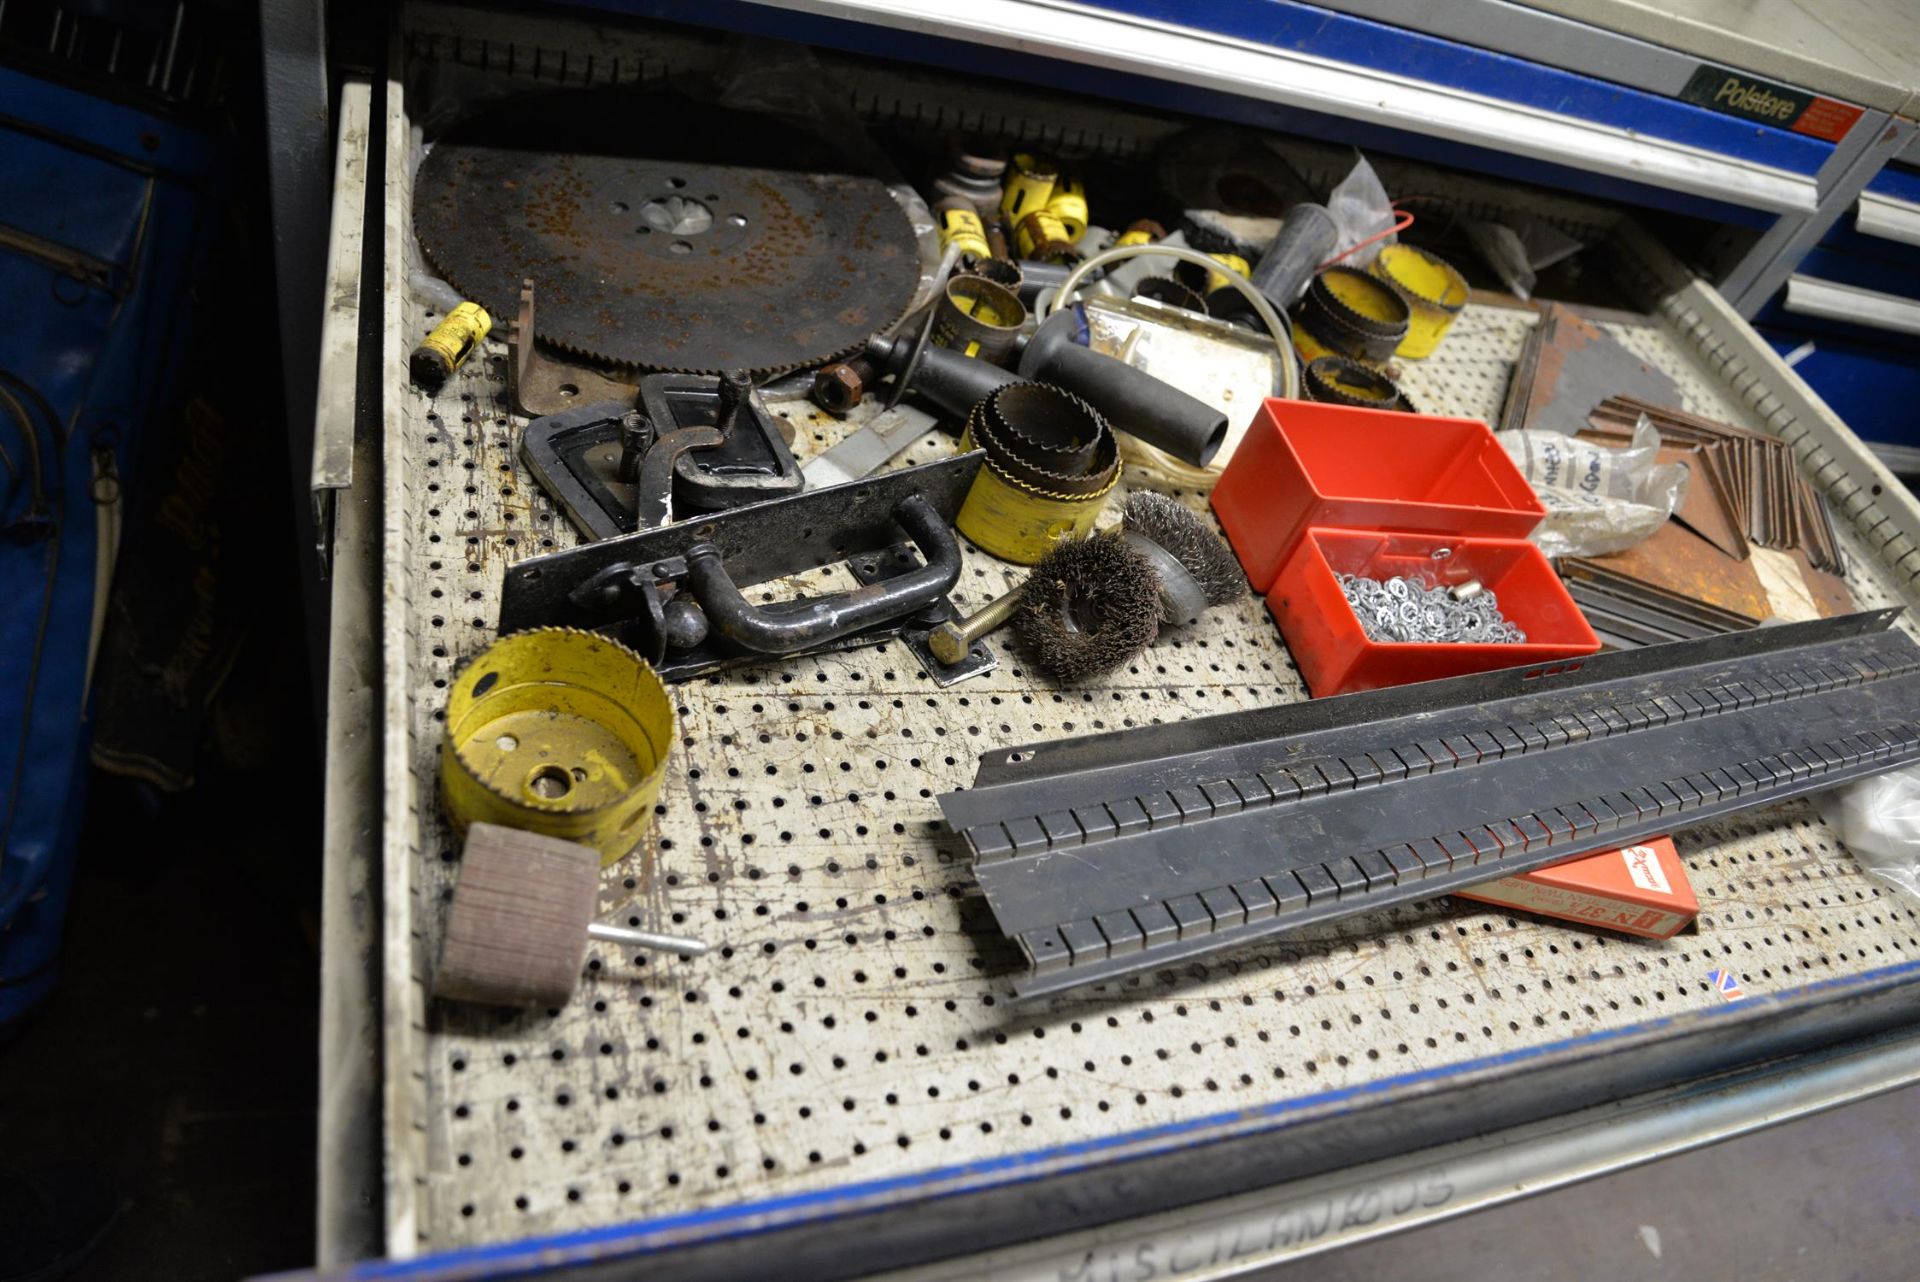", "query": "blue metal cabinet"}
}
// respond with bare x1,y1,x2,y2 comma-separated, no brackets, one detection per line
0,66,225,1023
